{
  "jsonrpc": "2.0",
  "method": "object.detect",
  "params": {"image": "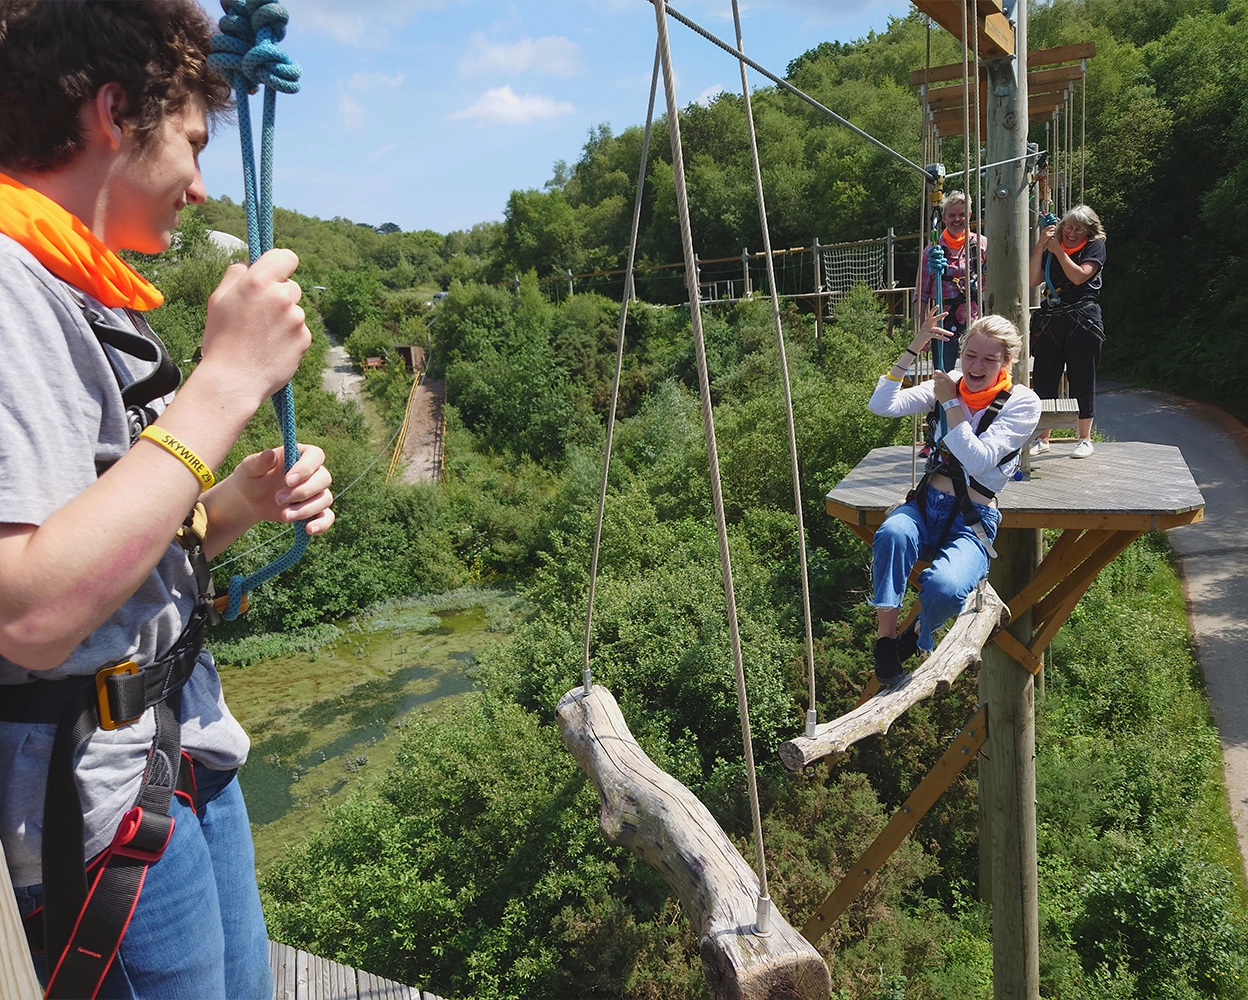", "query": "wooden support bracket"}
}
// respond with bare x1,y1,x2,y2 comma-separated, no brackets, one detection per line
779,585,1007,770
802,703,989,941
557,684,831,1000
990,529,1142,674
